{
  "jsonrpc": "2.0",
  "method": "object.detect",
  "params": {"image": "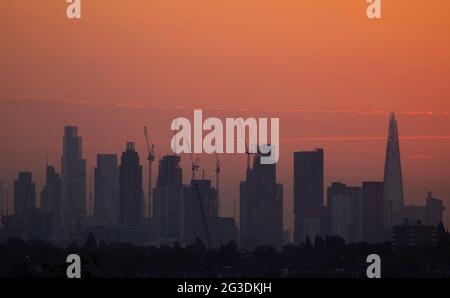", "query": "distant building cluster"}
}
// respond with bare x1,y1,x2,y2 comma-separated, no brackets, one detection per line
292,114,445,247
0,114,446,249
0,127,237,247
